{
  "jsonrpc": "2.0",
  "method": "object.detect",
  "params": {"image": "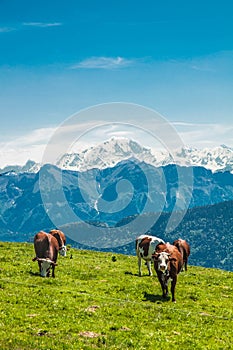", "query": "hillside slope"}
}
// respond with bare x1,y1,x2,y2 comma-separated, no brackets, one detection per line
65,200,233,272
0,242,232,349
